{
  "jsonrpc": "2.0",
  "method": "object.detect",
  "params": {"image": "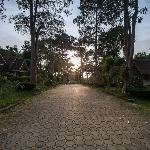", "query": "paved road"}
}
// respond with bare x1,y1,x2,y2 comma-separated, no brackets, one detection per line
0,84,150,150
